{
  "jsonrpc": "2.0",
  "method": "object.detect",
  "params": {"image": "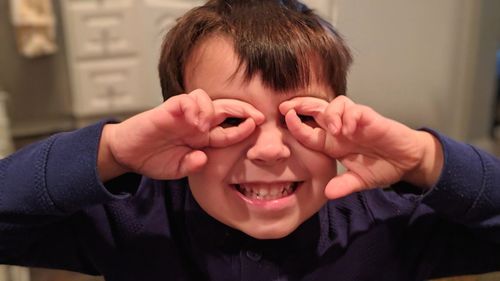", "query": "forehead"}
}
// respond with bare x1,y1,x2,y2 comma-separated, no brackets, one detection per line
183,35,333,101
